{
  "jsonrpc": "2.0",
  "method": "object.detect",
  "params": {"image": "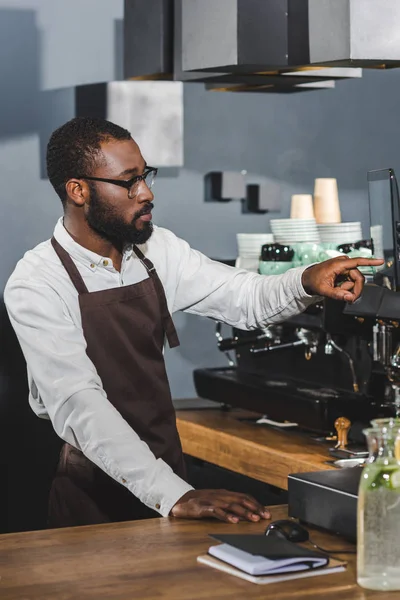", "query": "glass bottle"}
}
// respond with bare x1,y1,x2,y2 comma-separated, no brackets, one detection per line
357,426,400,590
371,417,400,428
